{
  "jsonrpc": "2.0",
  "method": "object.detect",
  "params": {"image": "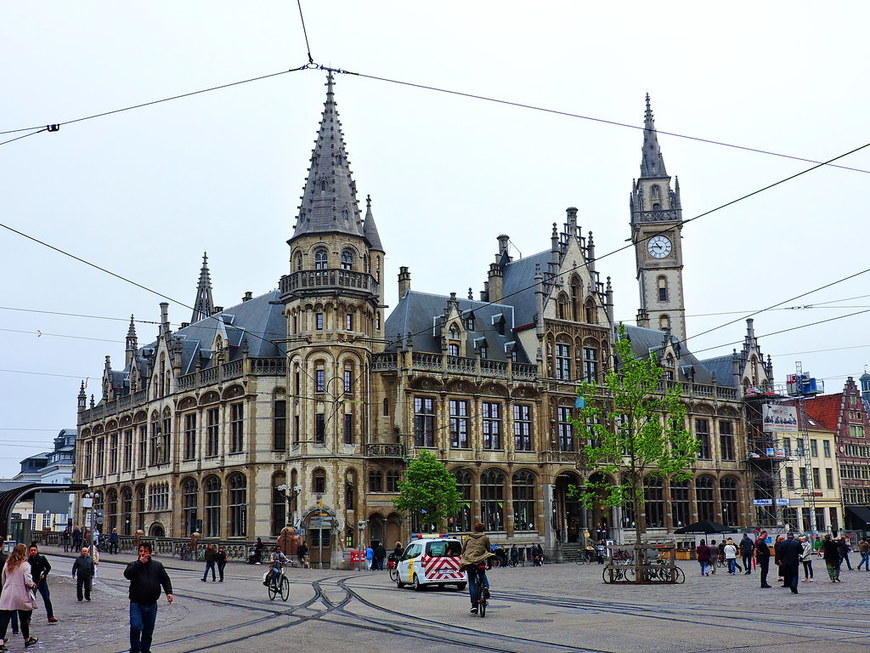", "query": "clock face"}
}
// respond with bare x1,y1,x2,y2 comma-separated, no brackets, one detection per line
647,235,672,259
